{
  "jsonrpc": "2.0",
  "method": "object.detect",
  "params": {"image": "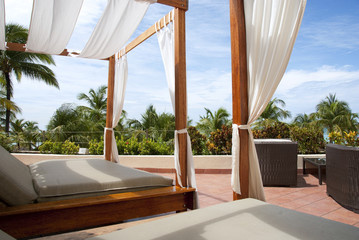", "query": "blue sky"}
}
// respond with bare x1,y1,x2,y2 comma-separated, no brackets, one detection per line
5,0,359,130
